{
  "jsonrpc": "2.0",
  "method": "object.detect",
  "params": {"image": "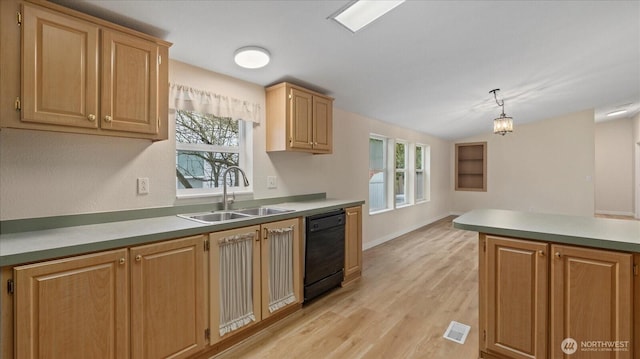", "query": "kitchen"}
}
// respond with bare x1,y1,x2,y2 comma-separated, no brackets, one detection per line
0,0,639,358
